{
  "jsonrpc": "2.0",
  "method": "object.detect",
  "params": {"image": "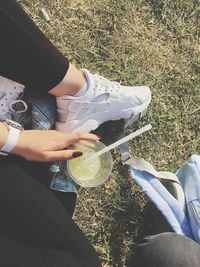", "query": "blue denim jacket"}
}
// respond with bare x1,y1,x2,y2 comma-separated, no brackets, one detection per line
13,89,77,193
